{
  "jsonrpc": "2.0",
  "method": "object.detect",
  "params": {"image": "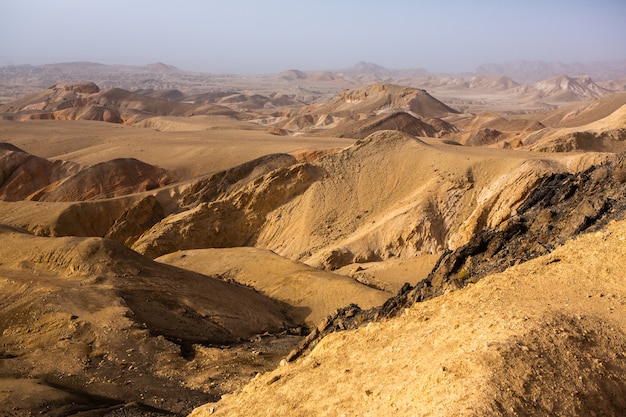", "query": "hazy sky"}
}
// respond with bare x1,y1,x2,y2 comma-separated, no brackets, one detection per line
1,0,625,74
